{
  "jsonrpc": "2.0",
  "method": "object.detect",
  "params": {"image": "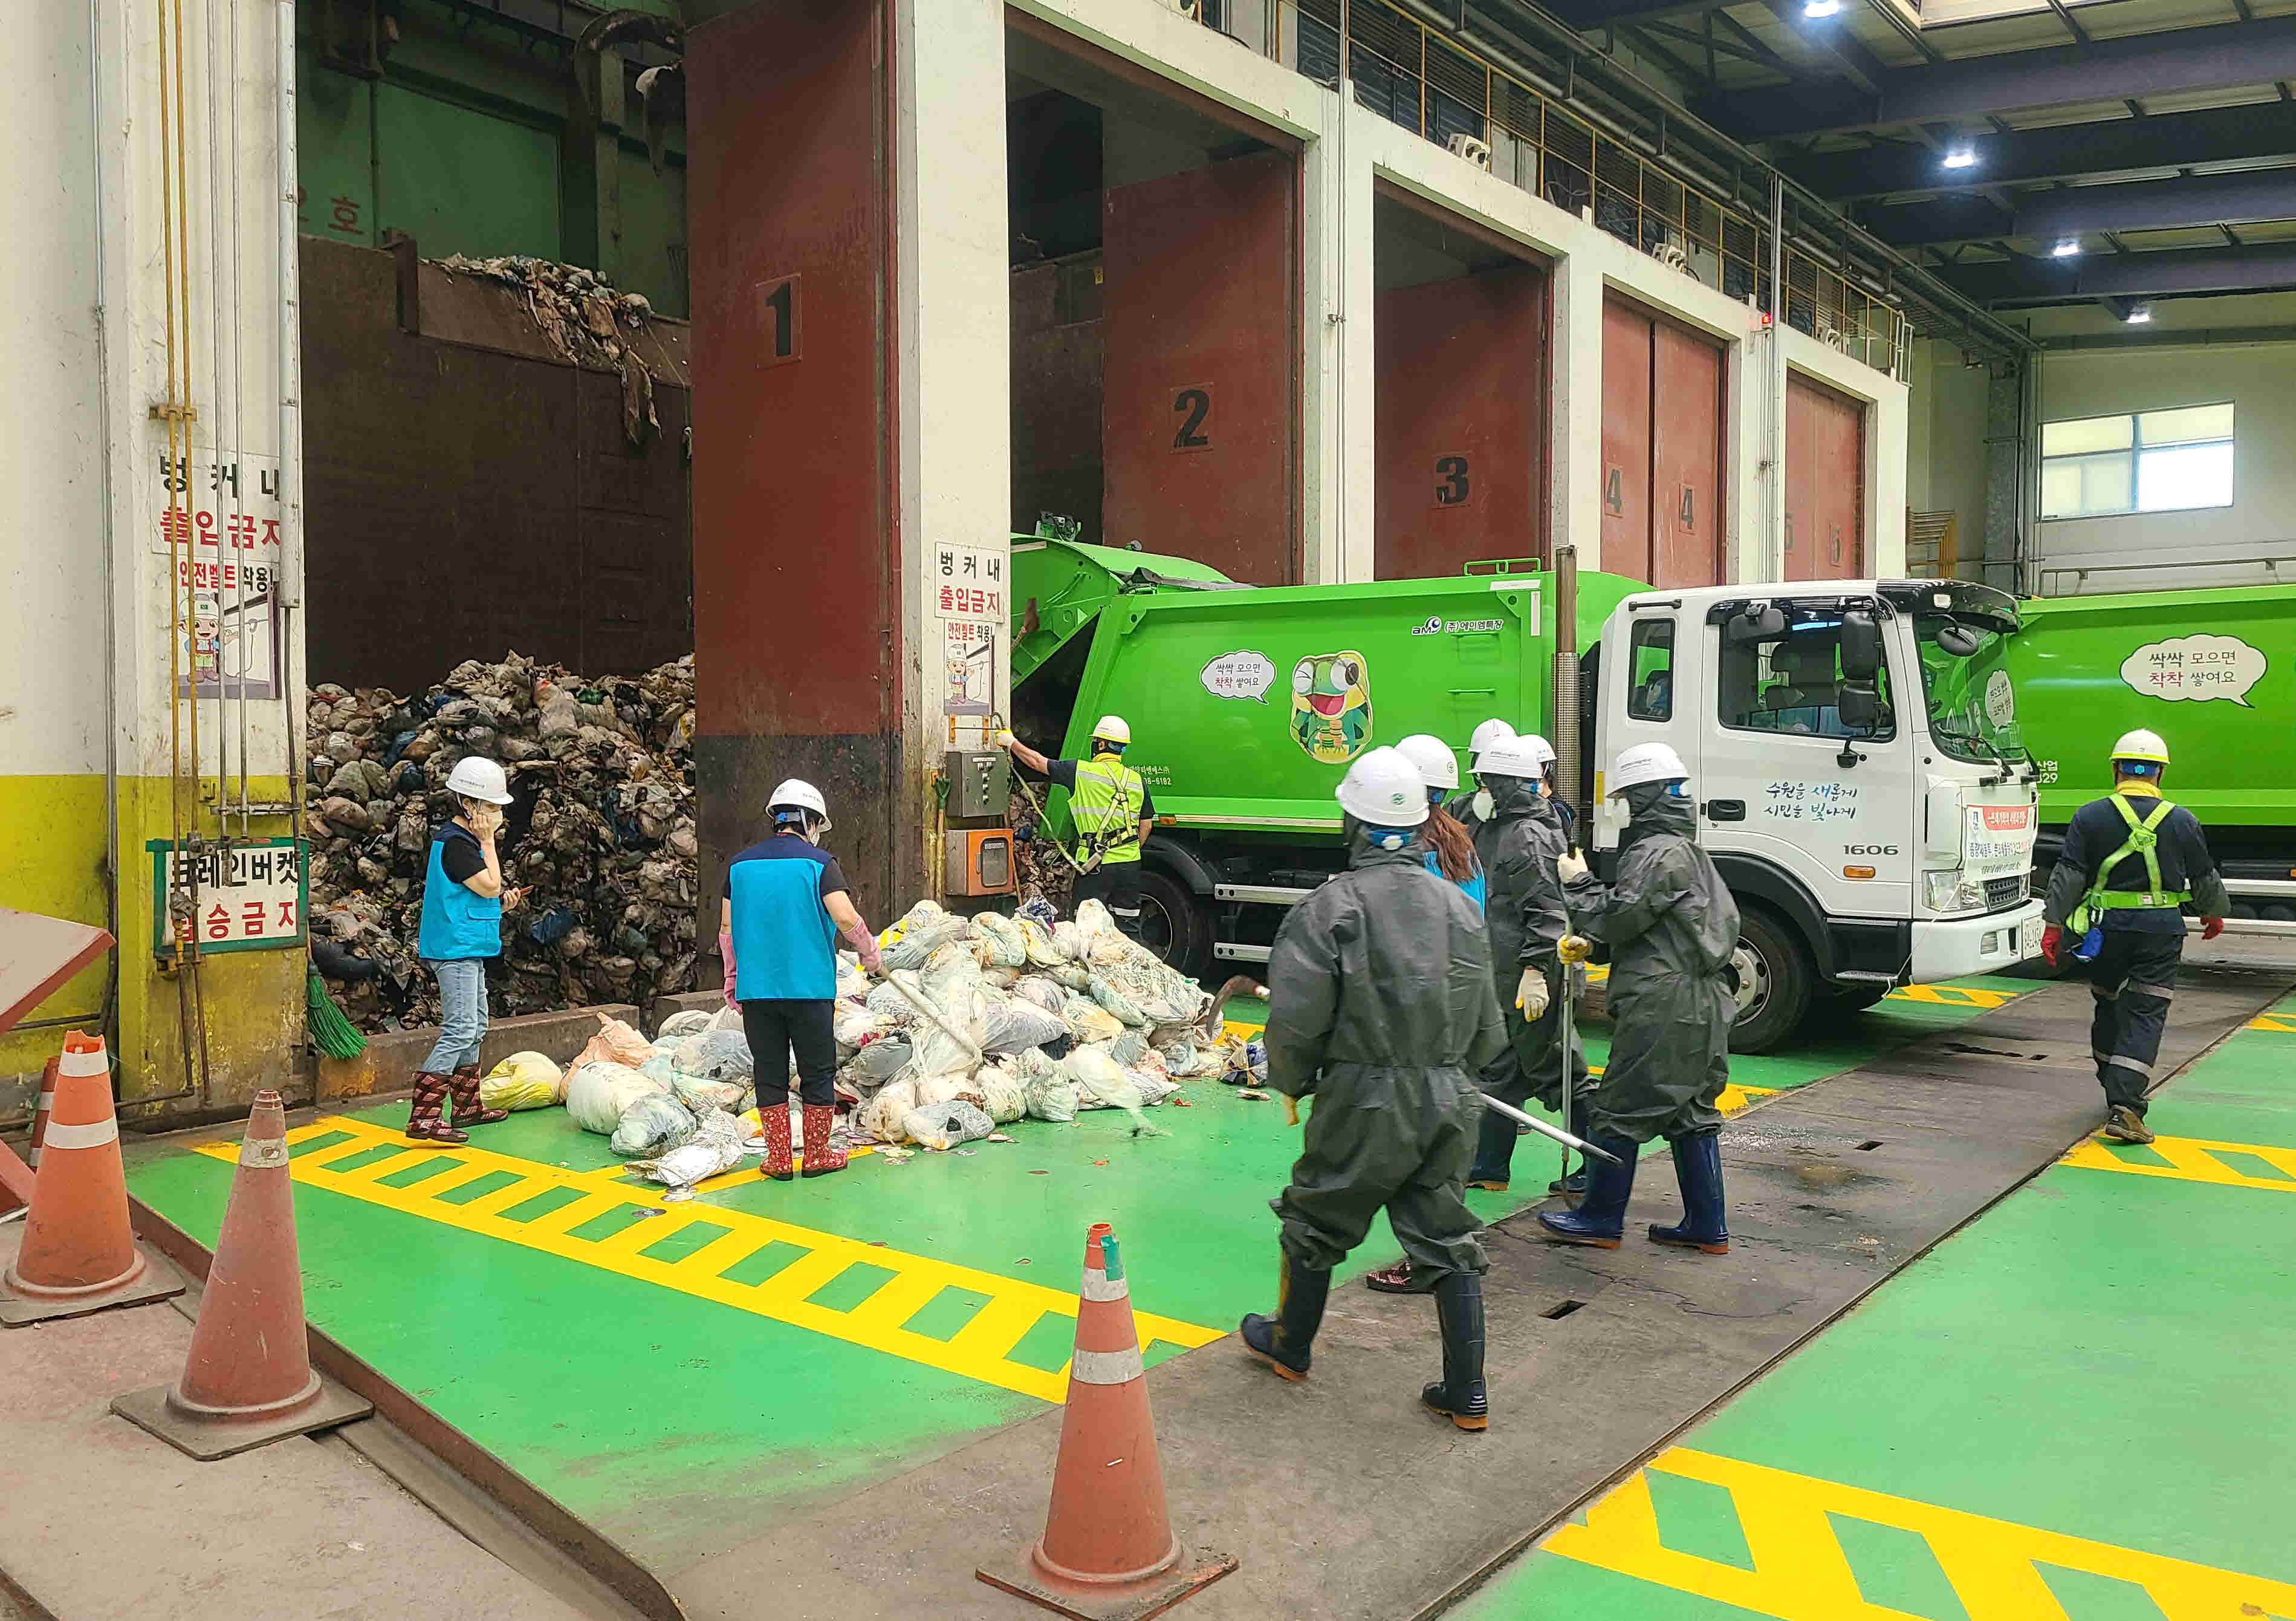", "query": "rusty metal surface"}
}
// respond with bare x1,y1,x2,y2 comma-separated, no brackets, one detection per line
1600,297,1653,579
1100,152,1301,585
300,239,693,695
1650,320,1725,590
1011,255,1108,541
686,0,903,919
1785,371,1867,581
1373,264,1548,579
